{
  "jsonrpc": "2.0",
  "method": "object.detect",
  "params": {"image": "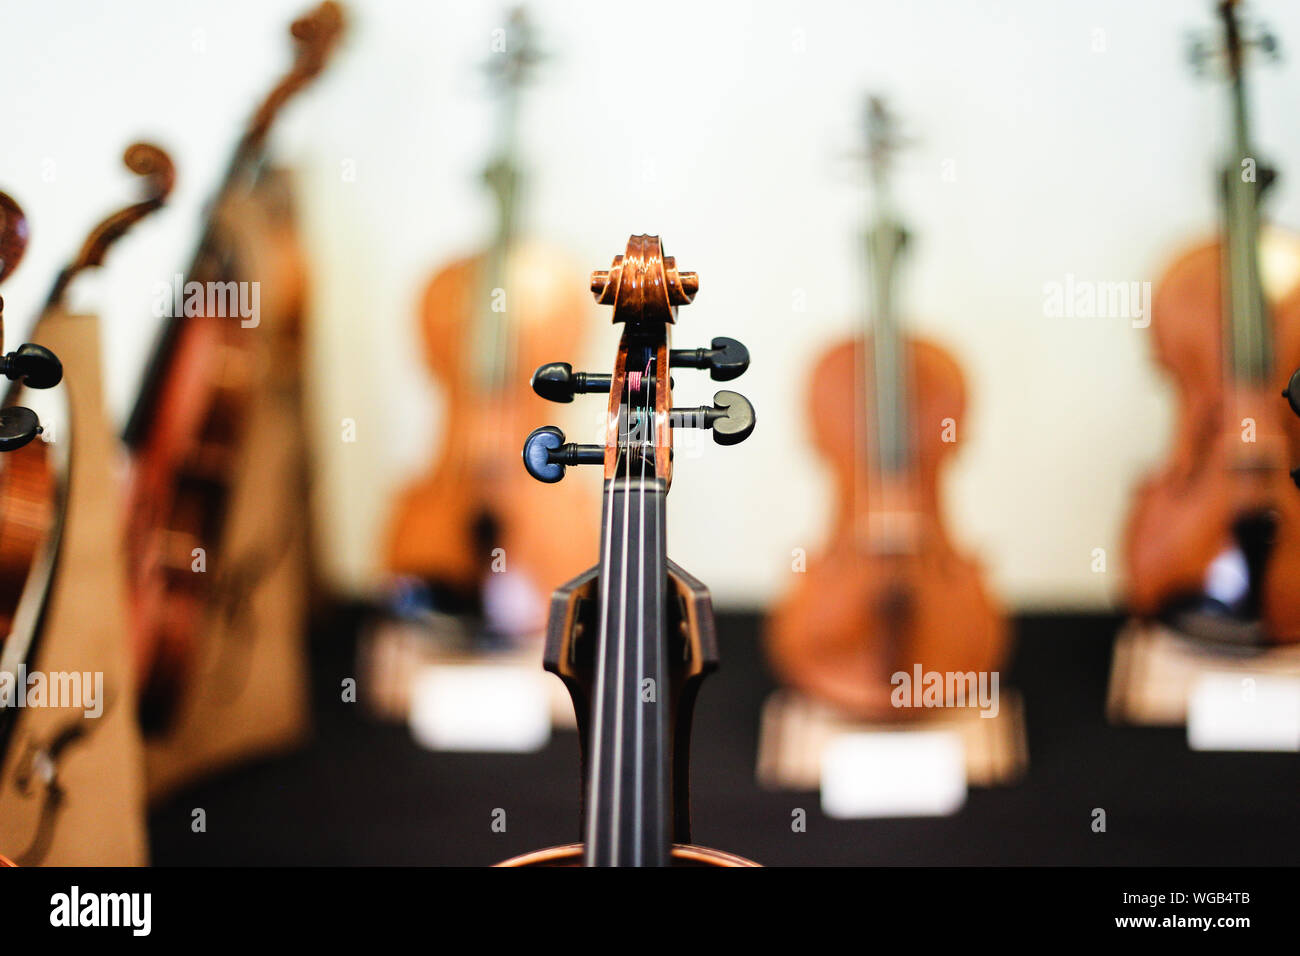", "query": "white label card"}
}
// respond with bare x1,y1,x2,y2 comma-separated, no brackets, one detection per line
408,664,551,753
820,730,966,819
1187,672,1300,752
